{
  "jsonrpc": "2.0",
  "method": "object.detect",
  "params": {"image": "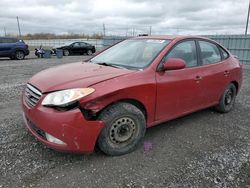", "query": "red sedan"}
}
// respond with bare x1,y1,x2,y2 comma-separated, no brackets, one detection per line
22,36,242,156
